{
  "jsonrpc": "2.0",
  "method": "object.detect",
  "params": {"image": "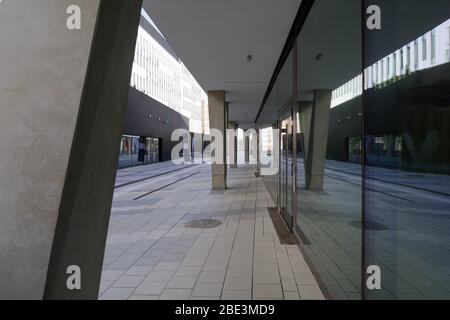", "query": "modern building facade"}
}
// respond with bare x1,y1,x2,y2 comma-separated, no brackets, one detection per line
119,10,207,168
130,9,208,134
119,87,190,167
